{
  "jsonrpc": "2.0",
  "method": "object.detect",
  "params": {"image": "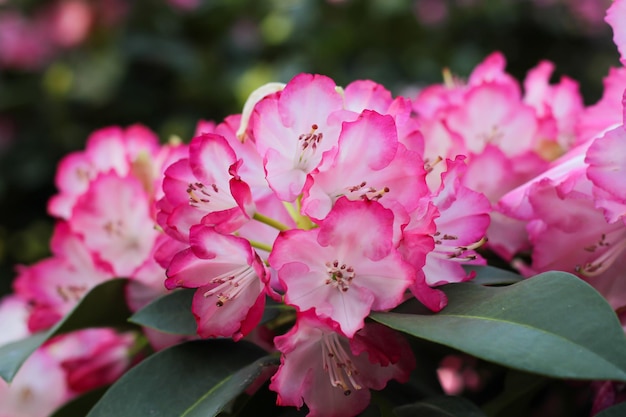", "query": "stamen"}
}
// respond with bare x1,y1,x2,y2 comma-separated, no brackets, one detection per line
325,260,356,292
424,156,443,173
575,232,626,277
203,265,257,306
296,124,323,167
431,237,487,262
321,333,362,395
187,181,234,212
